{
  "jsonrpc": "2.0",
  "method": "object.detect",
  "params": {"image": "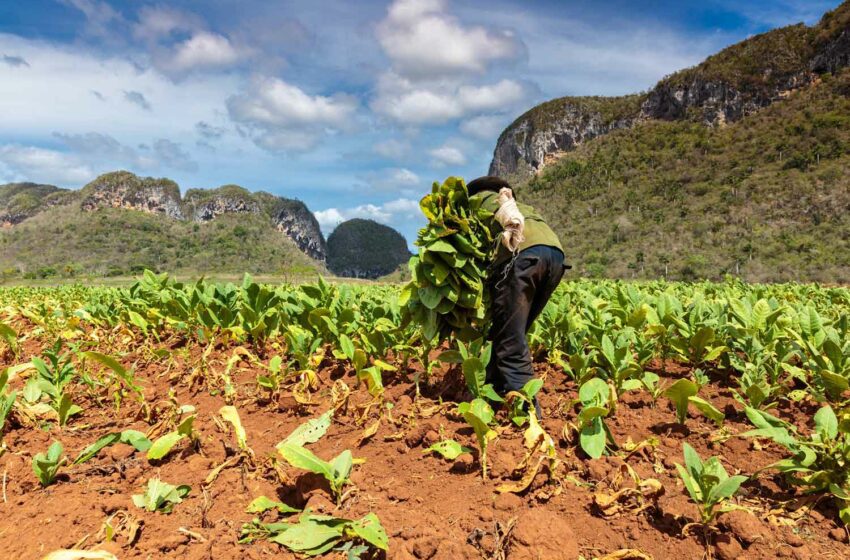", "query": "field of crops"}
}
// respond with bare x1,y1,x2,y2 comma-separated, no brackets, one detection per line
0,272,849,560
